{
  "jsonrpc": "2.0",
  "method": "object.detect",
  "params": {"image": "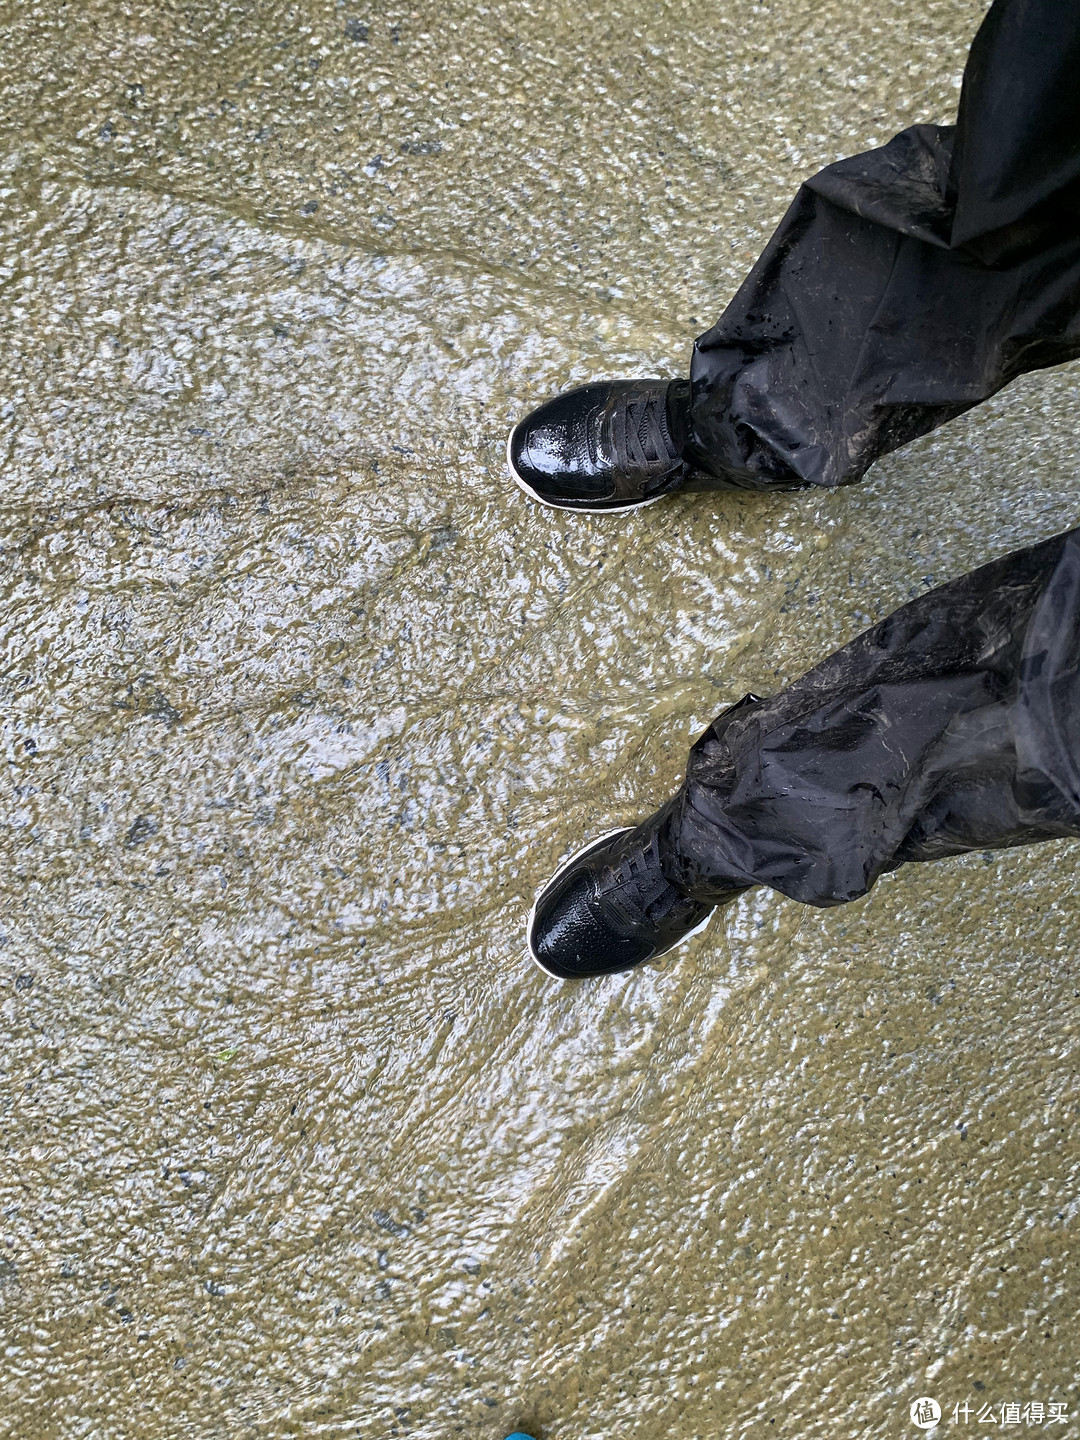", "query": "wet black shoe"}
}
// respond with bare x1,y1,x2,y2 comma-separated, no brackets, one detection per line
528,805,740,979
507,378,692,513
